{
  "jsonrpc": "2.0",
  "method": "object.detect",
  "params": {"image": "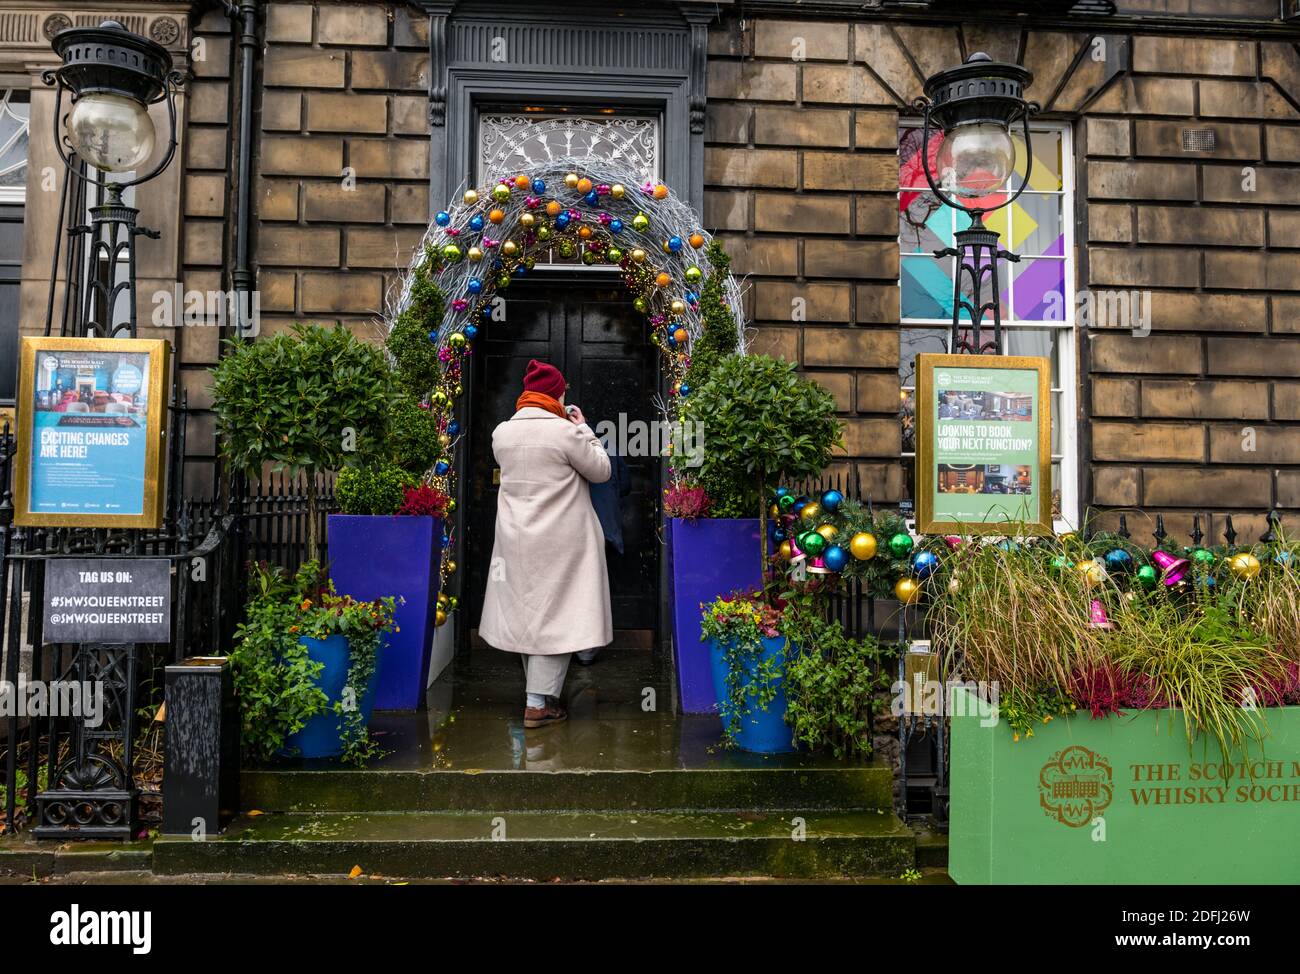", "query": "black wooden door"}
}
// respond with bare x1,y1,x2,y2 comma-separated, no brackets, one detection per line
0,202,23,404
465,277,660,644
